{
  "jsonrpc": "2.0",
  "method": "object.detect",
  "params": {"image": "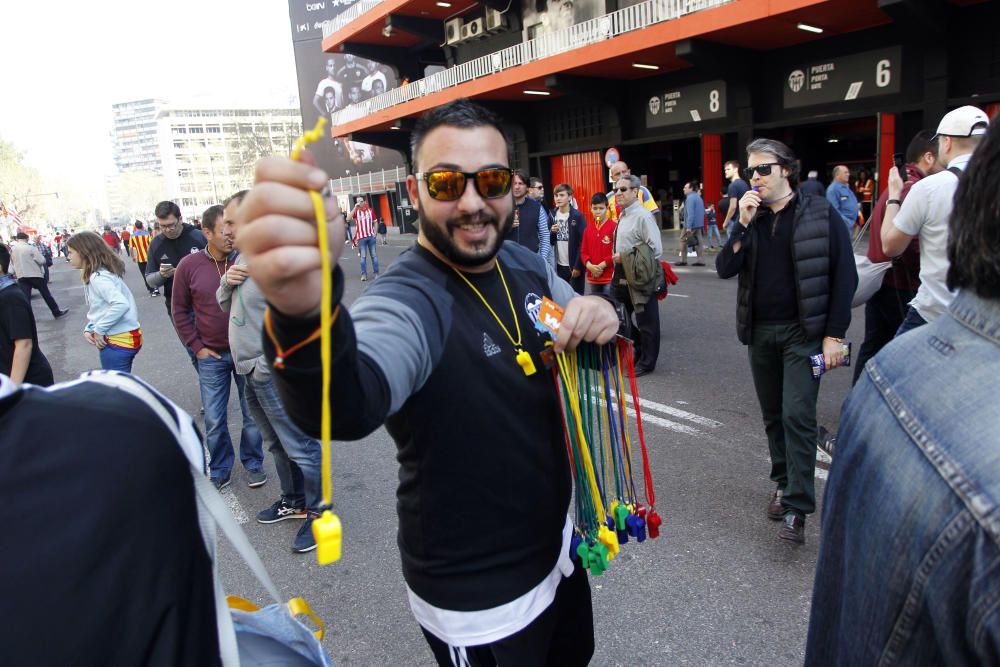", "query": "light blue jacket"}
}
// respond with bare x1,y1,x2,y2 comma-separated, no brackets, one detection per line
825,181,858,229
806,290,1000,665
84,270,140,336
683,192,705,230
